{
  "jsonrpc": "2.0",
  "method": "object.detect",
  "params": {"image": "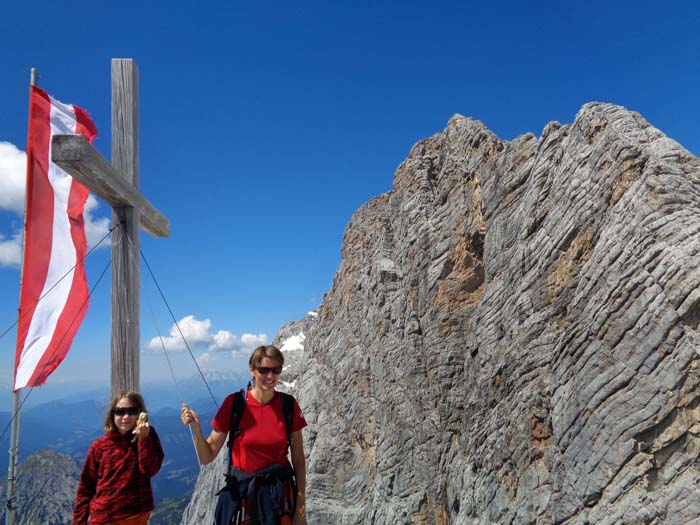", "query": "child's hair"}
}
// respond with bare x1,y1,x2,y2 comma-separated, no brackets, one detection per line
104,390,146,433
